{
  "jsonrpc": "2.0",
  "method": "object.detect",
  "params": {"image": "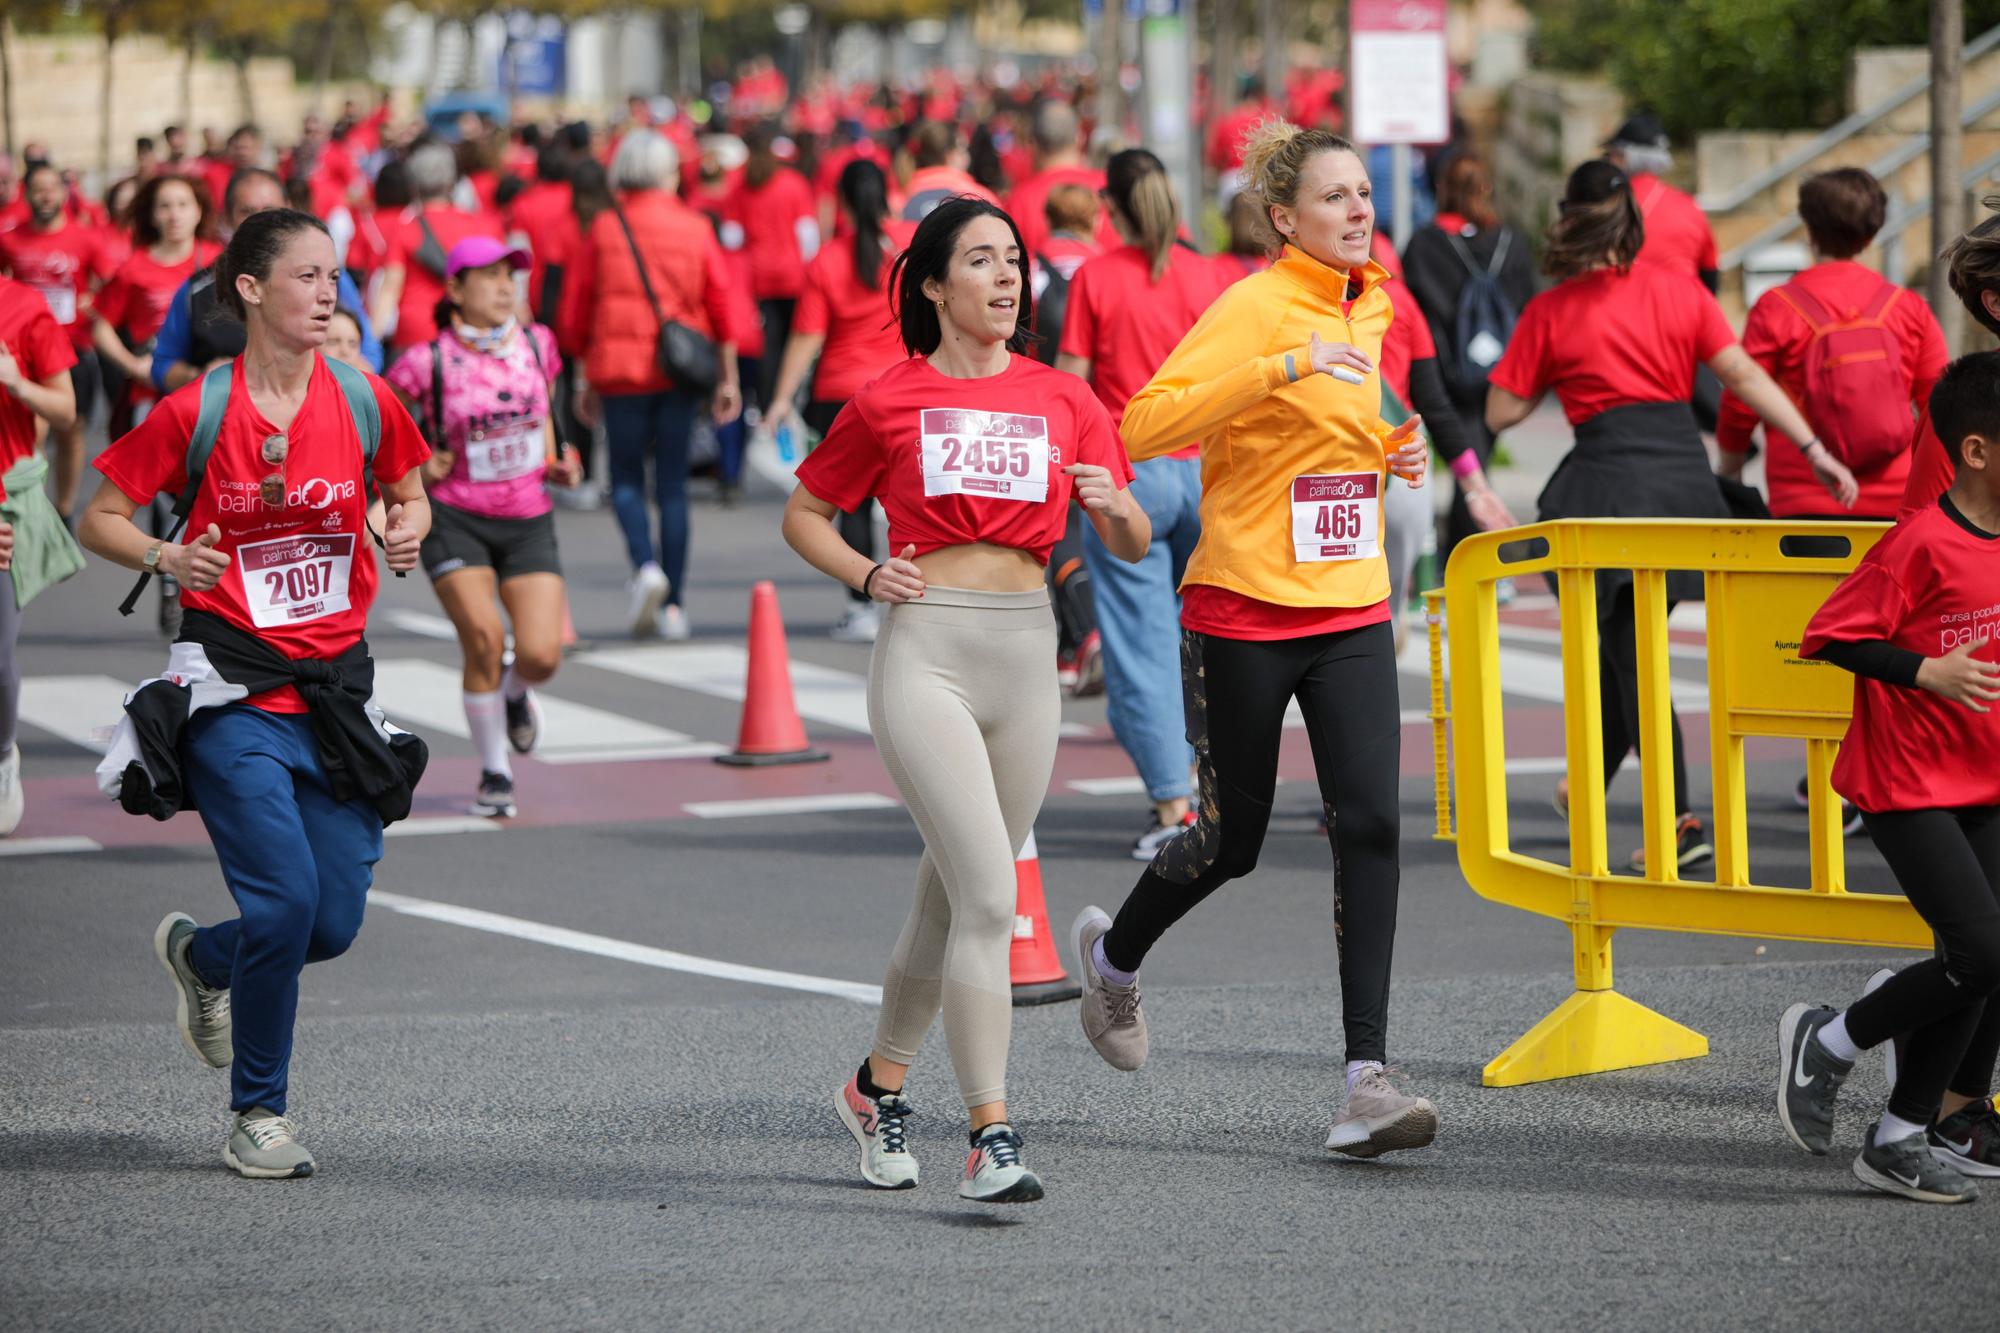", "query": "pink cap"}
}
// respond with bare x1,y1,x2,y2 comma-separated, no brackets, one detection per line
446,236,530,278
